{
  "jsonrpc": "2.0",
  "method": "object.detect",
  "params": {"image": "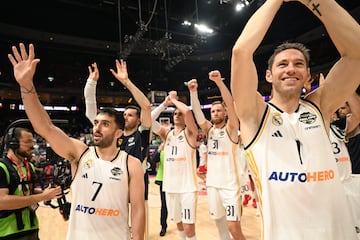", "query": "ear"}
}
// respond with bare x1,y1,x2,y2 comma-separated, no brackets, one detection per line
115,129,123,139
265,69,272,83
